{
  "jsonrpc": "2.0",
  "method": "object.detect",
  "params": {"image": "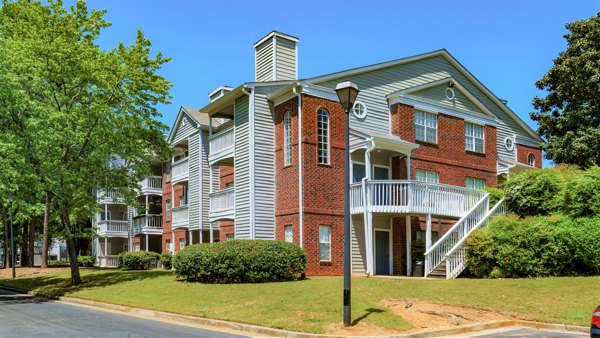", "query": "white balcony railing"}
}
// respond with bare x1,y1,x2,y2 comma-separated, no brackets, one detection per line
171,157,189,183
349,180,487,218
171,205,189,228
97,189,124,204
132,215,163,235
208,127,234,165
139,176,162,195
97,220,128,235
97,255,119,268
209,187,235,222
